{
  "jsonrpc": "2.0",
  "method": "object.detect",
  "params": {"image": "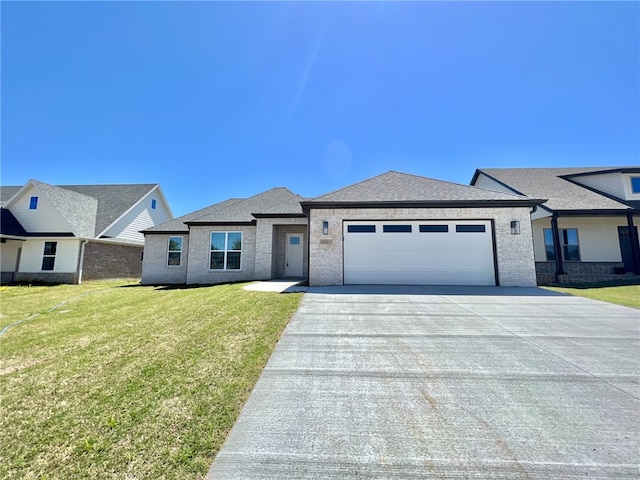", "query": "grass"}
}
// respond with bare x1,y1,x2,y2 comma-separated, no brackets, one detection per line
544,284,640,309
0,280,303,479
